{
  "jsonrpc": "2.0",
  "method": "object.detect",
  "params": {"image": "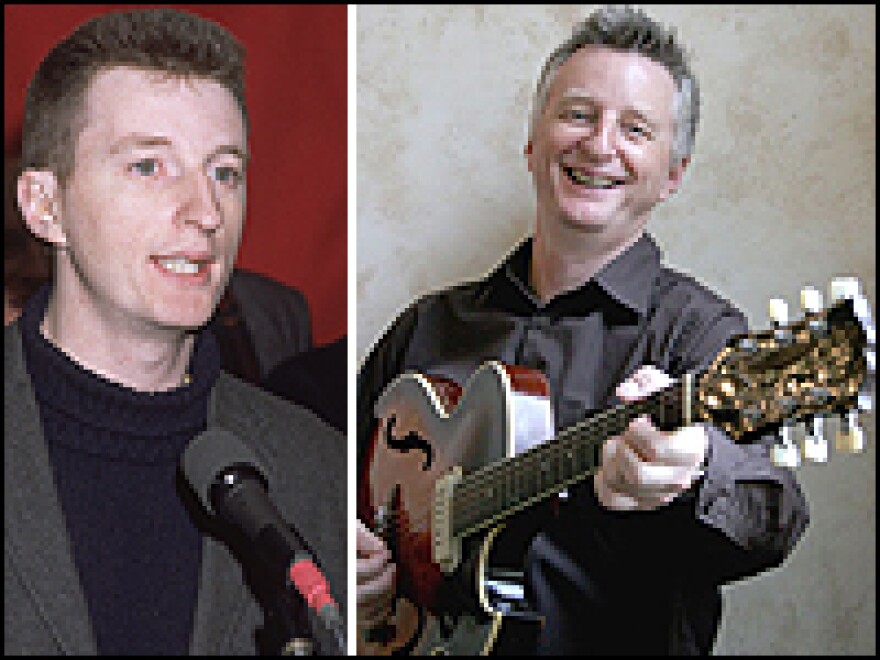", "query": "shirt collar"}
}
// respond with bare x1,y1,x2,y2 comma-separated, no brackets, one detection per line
594,233,661,316
496,233,661,317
